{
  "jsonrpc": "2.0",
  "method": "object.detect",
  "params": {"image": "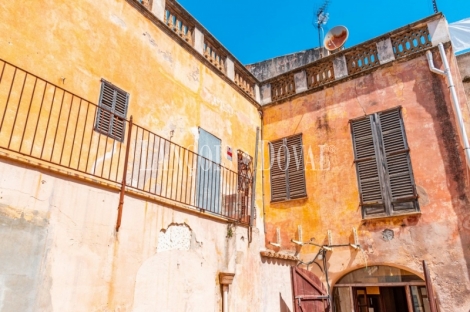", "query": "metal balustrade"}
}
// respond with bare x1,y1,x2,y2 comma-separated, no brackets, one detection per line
0,59,251,224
